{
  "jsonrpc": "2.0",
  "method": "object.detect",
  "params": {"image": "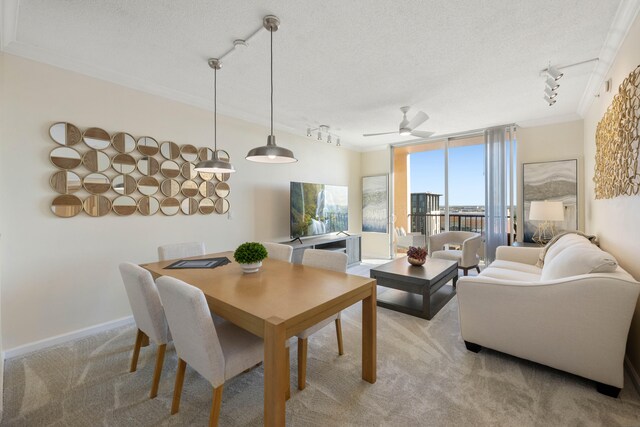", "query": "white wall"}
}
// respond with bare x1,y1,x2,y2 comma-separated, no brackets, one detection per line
0,54,362,352
516,120,585,241
361,149,391,259
0,51,5,418
583,11,640,382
